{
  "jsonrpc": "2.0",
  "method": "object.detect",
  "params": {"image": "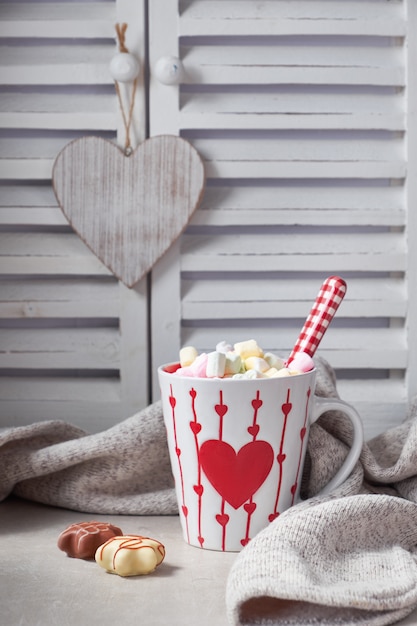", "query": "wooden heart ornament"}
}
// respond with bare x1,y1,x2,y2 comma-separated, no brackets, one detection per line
52,135,205,287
